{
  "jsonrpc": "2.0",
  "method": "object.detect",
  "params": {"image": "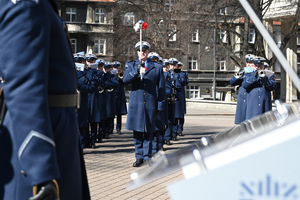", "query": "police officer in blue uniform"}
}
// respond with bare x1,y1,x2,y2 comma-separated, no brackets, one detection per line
165,58,183,143
230,54,256,124
95,59,108,142
242,57,277,120
148,52,165,154
159,59,172,151
0,0,90,199
86,52,106,148
123,41,165,167
104,62,119,138
75,52,97,149
175,61,188,137
112,61,127,135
